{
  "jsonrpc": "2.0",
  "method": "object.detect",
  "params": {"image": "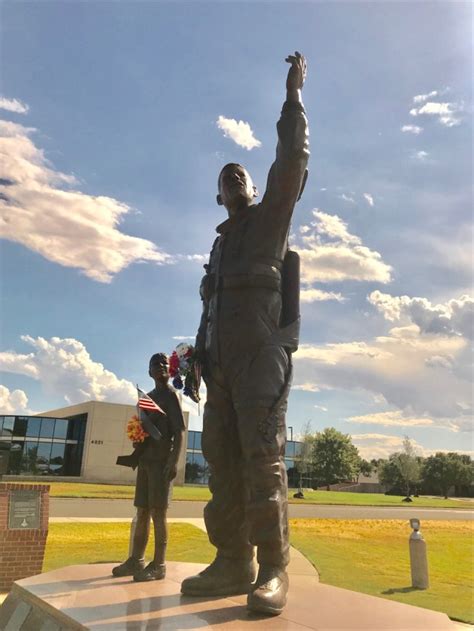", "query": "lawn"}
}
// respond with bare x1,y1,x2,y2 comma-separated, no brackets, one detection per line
15,481,473,508
290,518,474,624
43,522,215,572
